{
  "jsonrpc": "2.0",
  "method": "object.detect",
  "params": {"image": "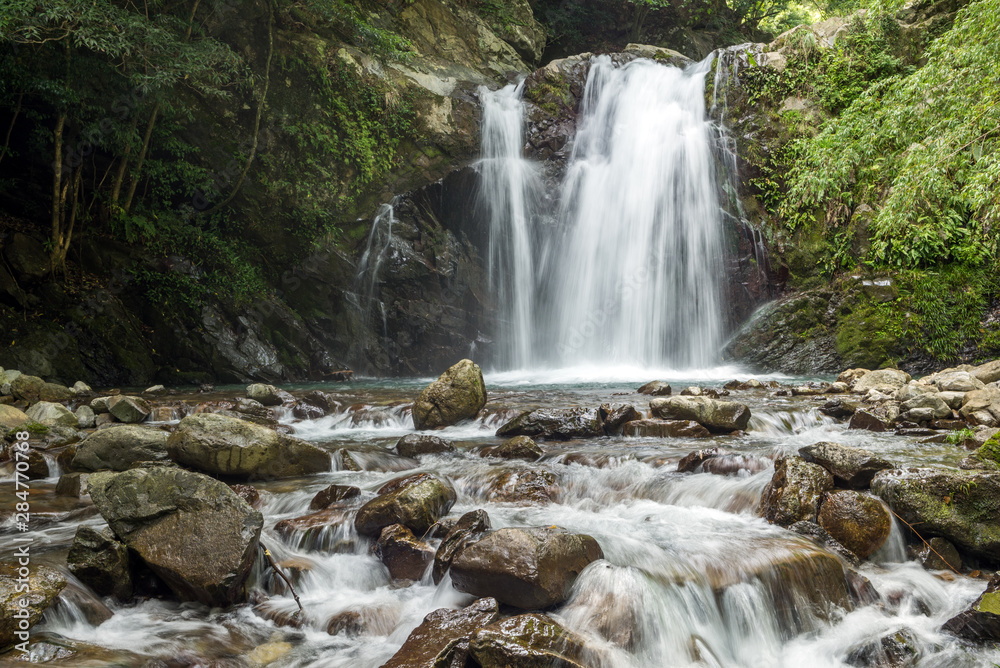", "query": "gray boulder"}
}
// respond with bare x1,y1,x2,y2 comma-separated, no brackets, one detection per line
354,473,456,536
798,442,893,488
853,369,910,395
72,425,170,471
497,407,604,440
25,401,77,427
412,359,487,430
67,526,133,600
246,383,284,406
381,598,500,668
107,395,151,423
649,396,750,433
759,456,834,526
